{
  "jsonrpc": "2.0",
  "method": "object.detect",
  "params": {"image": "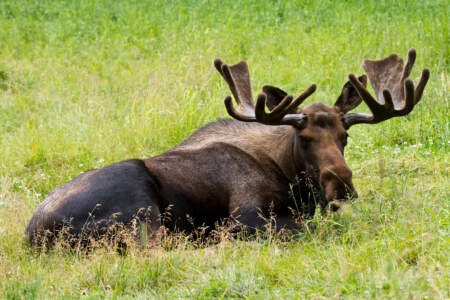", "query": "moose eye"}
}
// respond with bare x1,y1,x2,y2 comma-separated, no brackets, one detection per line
300,135,314,147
